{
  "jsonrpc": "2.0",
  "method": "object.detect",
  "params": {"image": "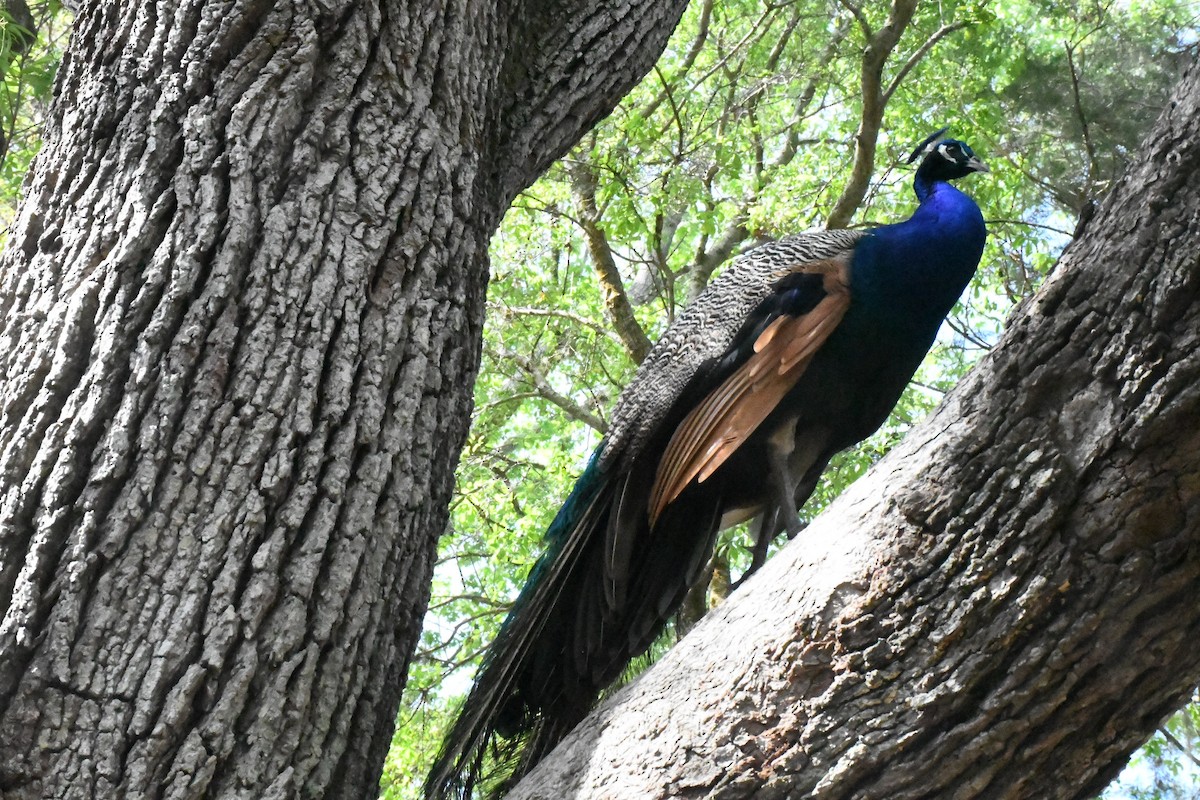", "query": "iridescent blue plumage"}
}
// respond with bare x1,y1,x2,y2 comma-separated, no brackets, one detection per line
427,130,988,799
852,154,987,326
